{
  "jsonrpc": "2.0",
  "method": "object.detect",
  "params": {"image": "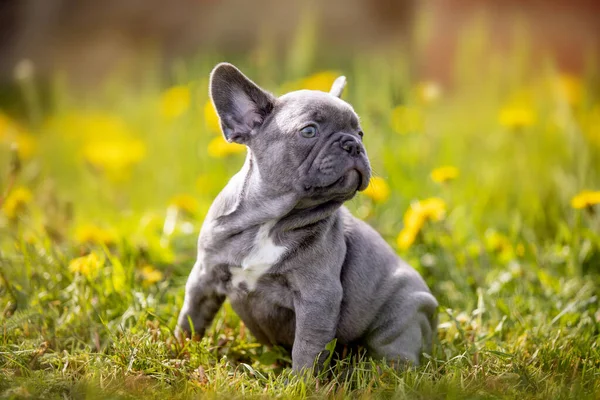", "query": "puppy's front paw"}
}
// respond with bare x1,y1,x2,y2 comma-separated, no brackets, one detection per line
173,323,202,345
